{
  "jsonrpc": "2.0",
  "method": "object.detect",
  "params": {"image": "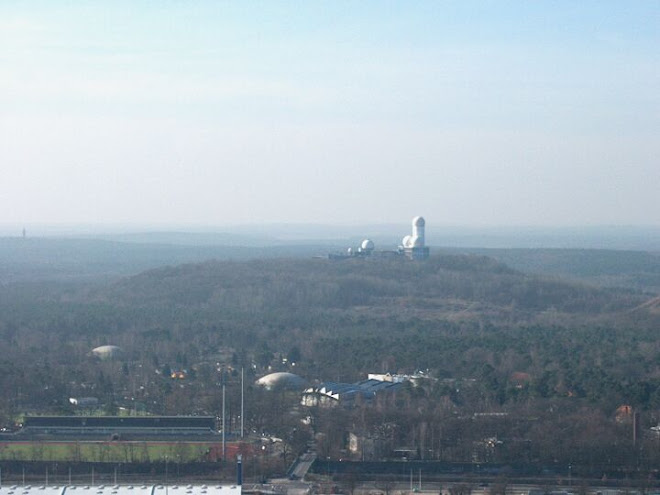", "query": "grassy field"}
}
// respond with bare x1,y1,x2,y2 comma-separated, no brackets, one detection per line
0,441,220,463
